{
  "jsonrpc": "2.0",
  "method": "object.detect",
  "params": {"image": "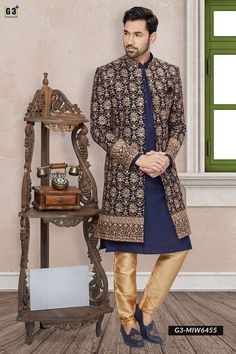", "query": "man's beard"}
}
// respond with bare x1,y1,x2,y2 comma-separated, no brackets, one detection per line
124,40,150,59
